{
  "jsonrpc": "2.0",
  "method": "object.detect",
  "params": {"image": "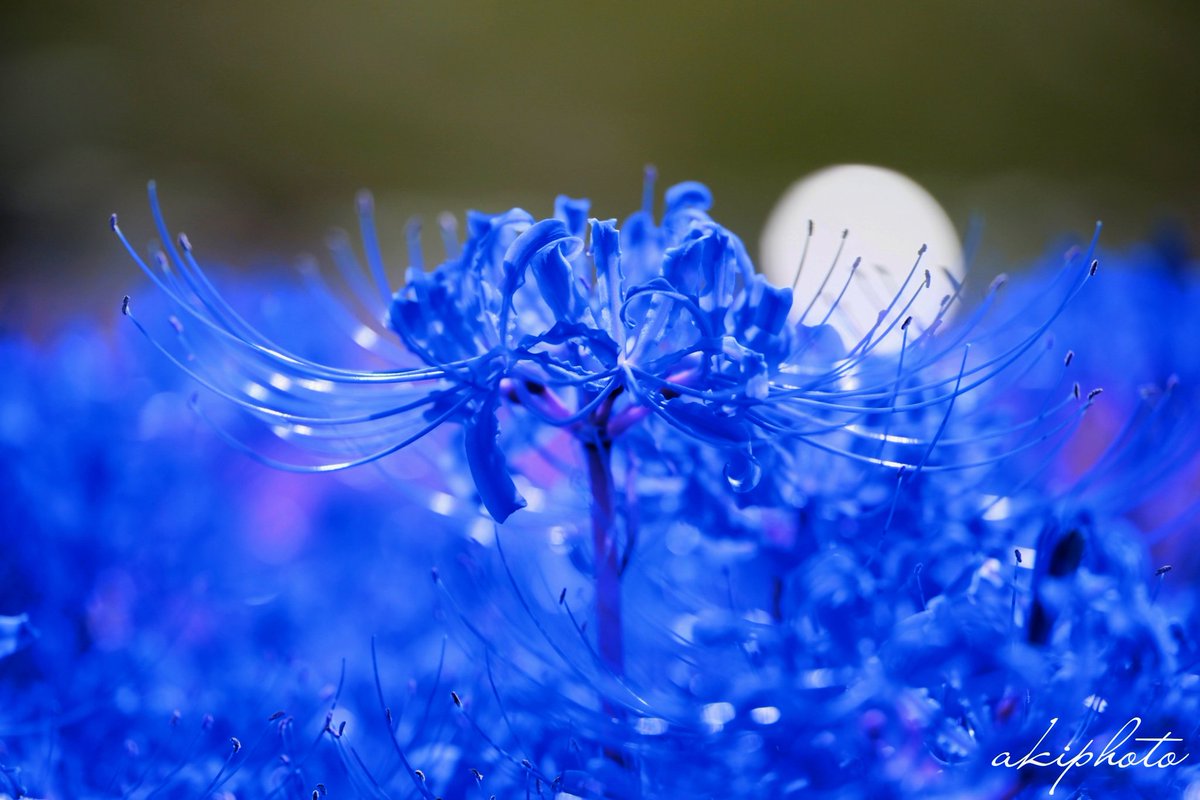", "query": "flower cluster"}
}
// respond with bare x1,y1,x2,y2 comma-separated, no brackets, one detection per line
2,176,1198,798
